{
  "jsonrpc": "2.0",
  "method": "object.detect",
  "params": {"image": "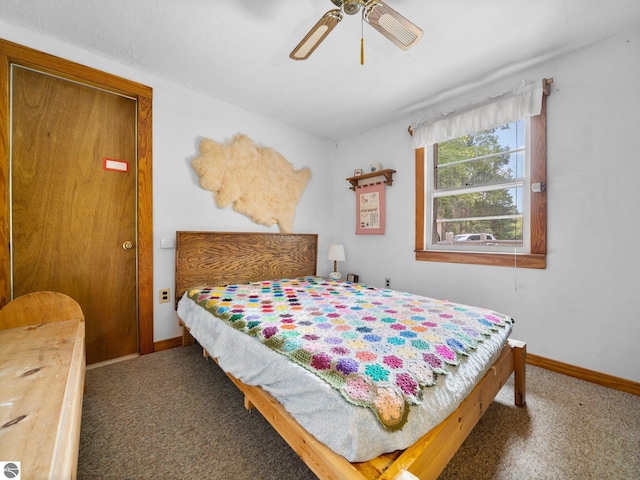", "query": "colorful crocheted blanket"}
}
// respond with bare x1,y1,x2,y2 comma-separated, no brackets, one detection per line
188,277,512,431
